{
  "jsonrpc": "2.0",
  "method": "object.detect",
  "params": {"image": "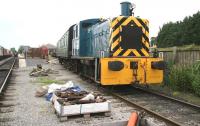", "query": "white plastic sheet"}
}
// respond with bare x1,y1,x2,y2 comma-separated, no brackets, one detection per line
47,81,74,93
